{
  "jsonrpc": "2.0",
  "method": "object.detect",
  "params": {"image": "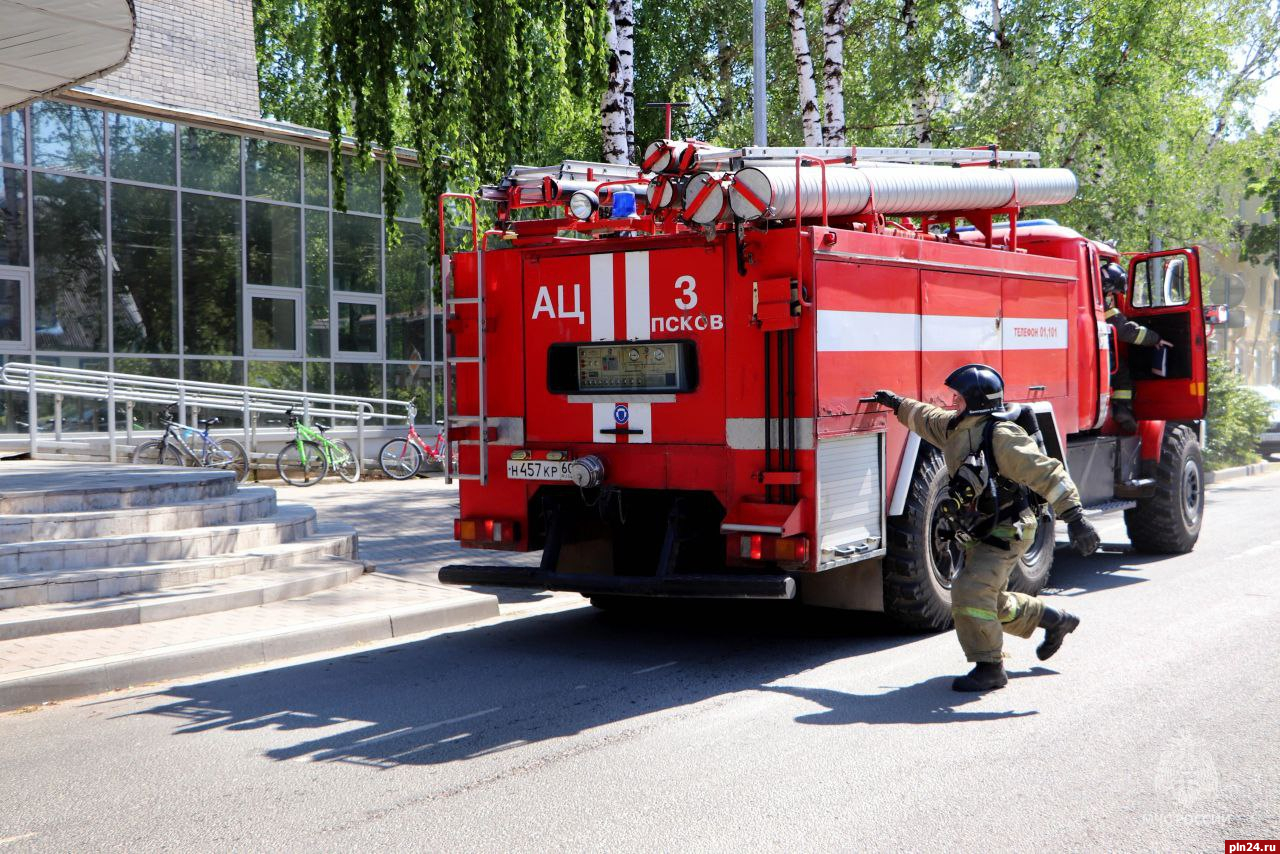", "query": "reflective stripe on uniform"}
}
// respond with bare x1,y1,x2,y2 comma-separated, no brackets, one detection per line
954,605,999,622
1135,328,1152,345
1003,599,1020,623
1113,388,1134,400
1104,307,1120,319
1044,480,1071,505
